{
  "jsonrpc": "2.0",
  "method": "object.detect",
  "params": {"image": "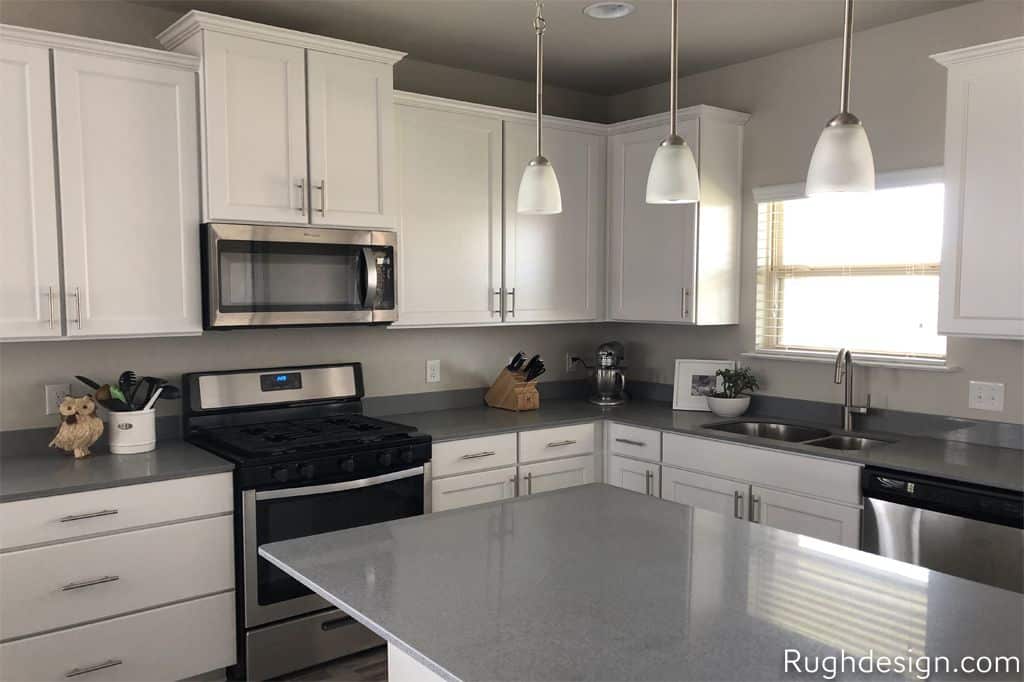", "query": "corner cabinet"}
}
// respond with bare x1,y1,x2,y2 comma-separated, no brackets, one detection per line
158,11,403,230
0,25,202,341
607,107,748,324
392,93,606,328
932,38,1024,339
